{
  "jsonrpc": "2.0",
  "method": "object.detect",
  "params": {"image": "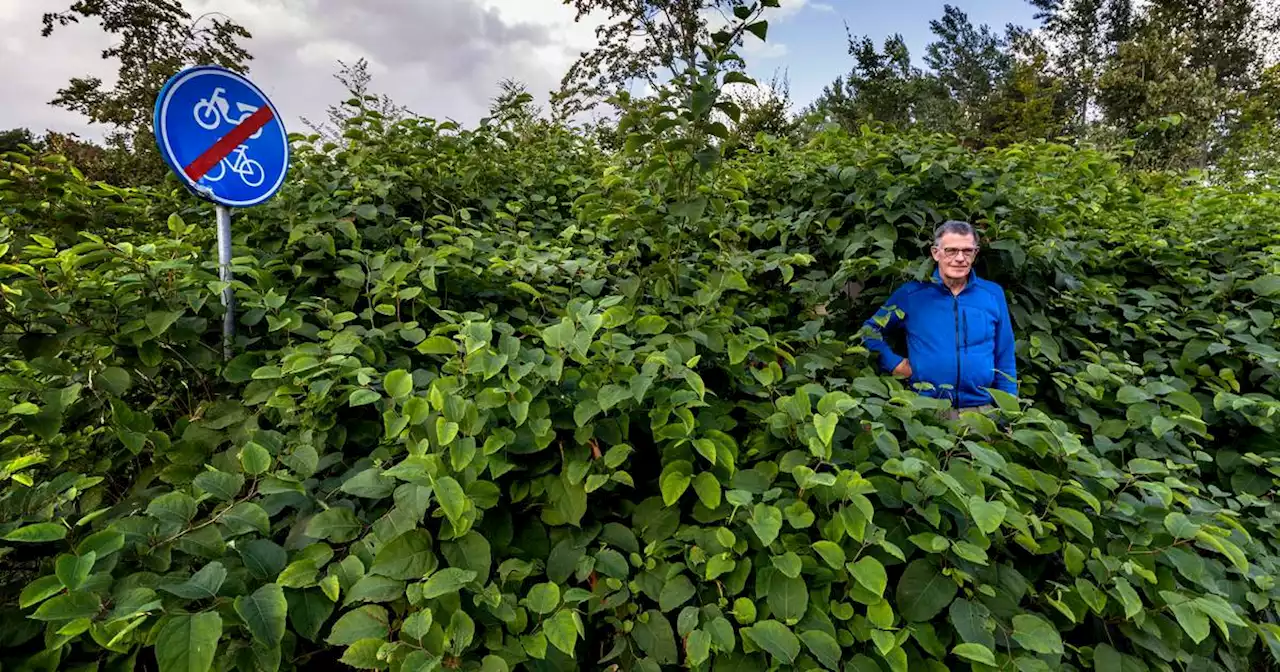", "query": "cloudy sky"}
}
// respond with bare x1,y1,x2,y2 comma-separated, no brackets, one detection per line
0,0,1040,142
